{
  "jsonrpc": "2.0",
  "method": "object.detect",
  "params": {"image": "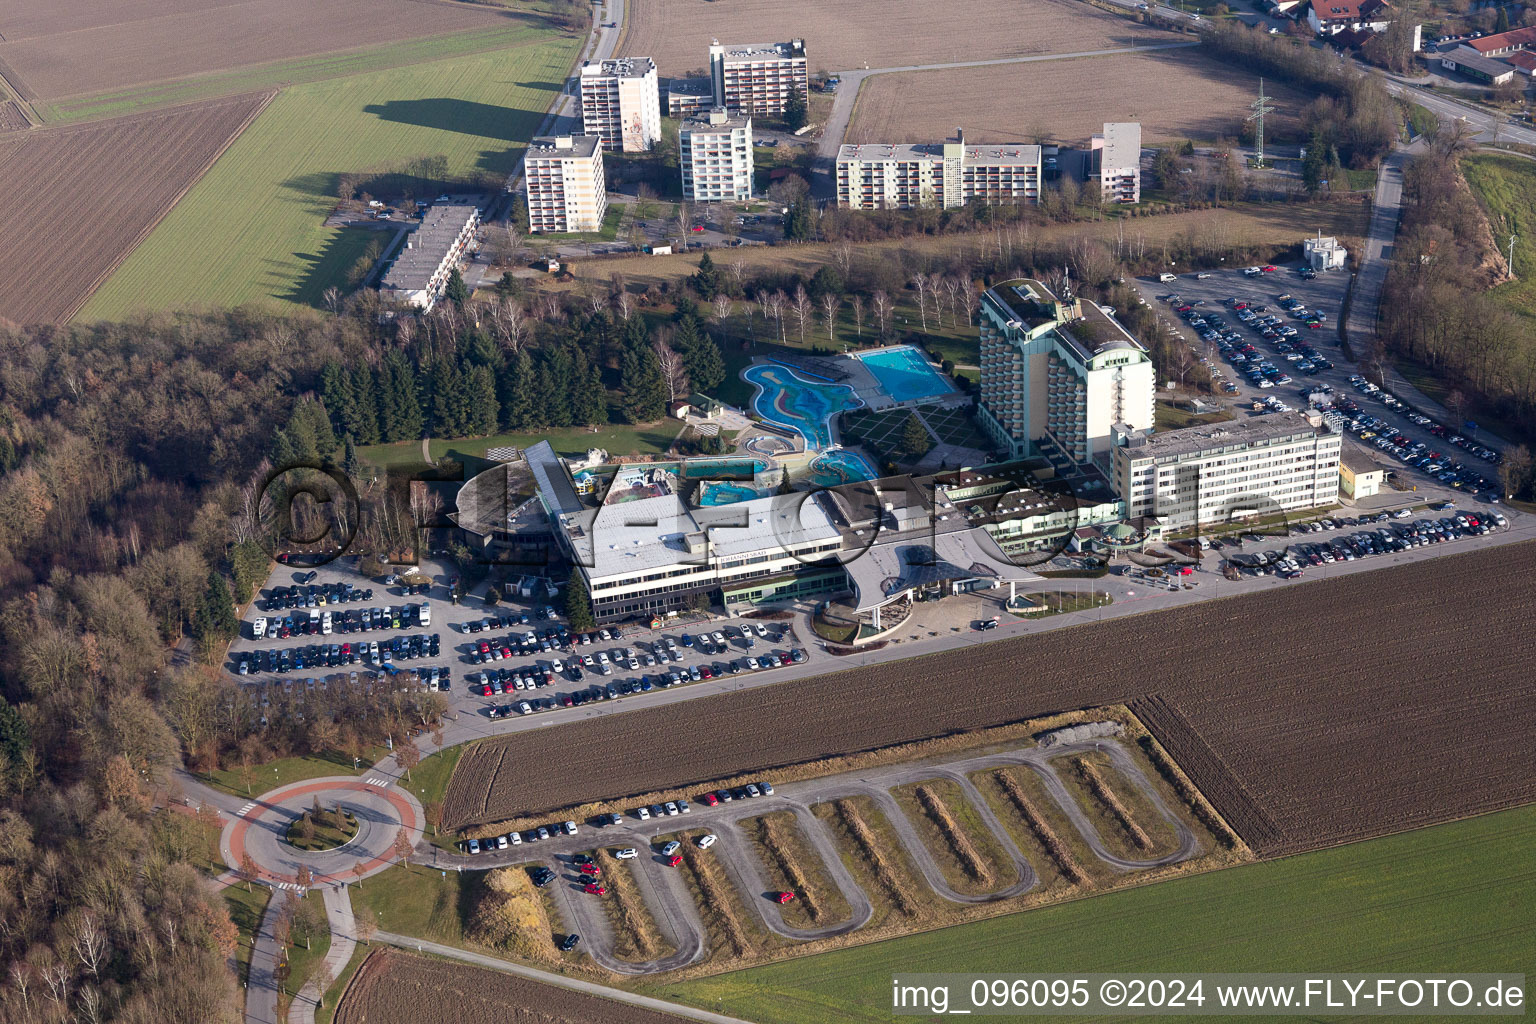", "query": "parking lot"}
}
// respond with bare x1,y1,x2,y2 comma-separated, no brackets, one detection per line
1139,264,1506,502
226,557,808,723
